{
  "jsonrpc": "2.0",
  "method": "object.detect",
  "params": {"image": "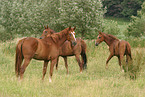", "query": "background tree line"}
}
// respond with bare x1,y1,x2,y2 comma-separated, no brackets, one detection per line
0,0,105,40
102,0,144,18
0,0,145,41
